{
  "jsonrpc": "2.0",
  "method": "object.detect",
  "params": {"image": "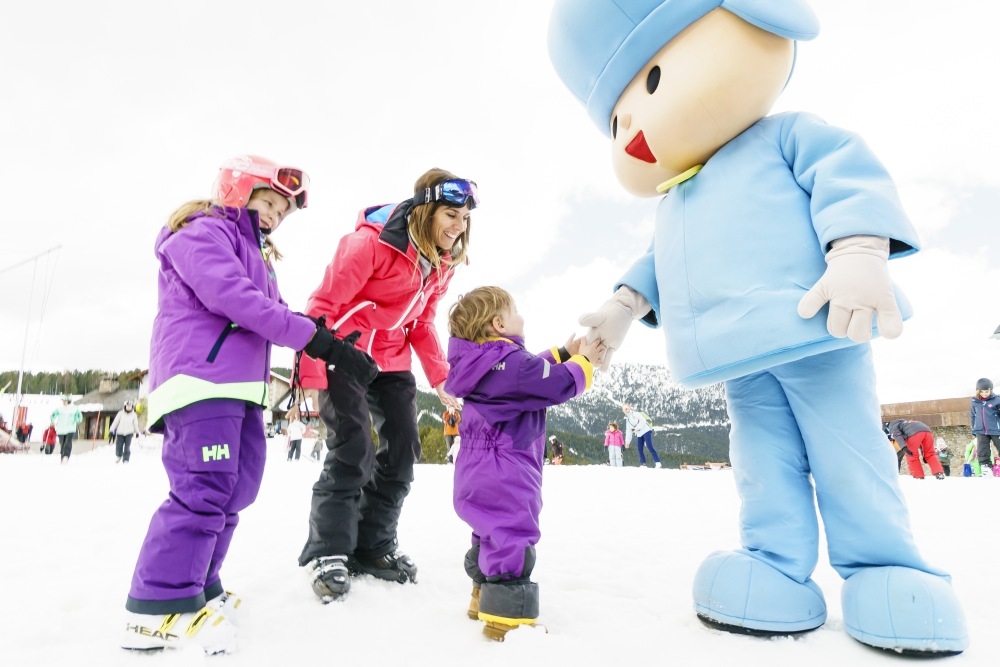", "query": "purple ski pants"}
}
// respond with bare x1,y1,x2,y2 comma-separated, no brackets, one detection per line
125,399,265,614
